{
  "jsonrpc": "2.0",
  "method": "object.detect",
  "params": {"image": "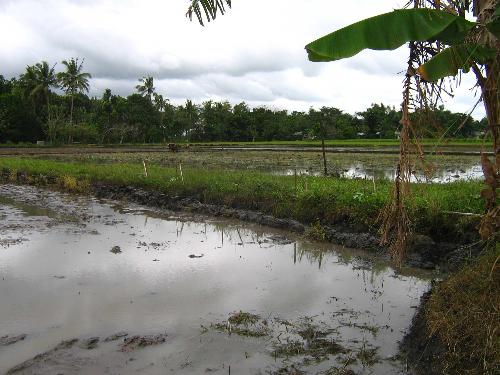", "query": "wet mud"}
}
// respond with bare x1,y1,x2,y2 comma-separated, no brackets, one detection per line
0,184,436,374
